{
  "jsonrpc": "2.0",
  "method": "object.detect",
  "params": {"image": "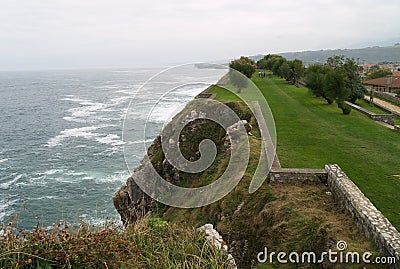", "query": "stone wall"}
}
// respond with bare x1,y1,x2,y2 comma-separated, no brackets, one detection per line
345,101,395,126
325,164,400,266
269,168,327,184
370,114,395,125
